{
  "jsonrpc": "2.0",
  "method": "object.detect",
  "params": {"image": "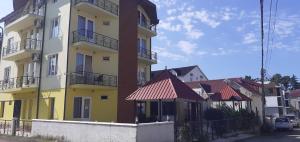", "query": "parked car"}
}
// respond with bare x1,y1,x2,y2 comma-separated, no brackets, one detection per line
285,114,299,127
275,117,293,130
